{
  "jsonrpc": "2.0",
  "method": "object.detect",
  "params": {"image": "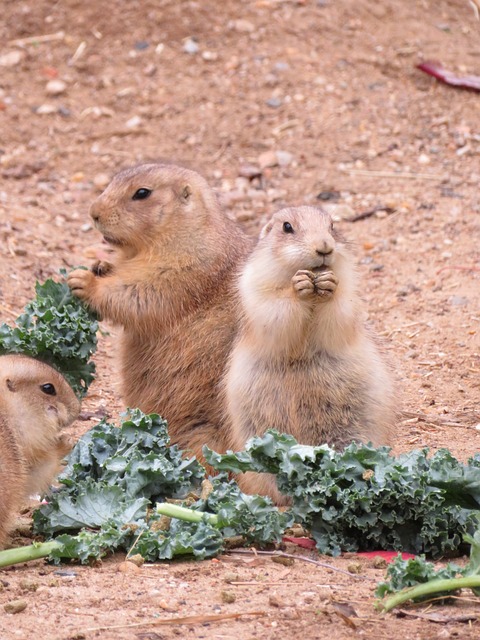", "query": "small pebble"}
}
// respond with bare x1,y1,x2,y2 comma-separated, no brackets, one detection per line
127,554,145,567
266,97,282,109
372,556,387,569
125,115,142,128
45,80,67,96
35,104,57,115
317,190,340,201
272,555,294,566
221,590,236,604
347,561,363,574
19,580,38,592
223,572,240,584
183,38,199,54
93,173,110,191
231,19,255,33
0,51,23,67
449,295,468,306
276,150,294,167
268,594,285,608
4,599,28,614
258,150,278,169
322,203,355,220
202,51,218,61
